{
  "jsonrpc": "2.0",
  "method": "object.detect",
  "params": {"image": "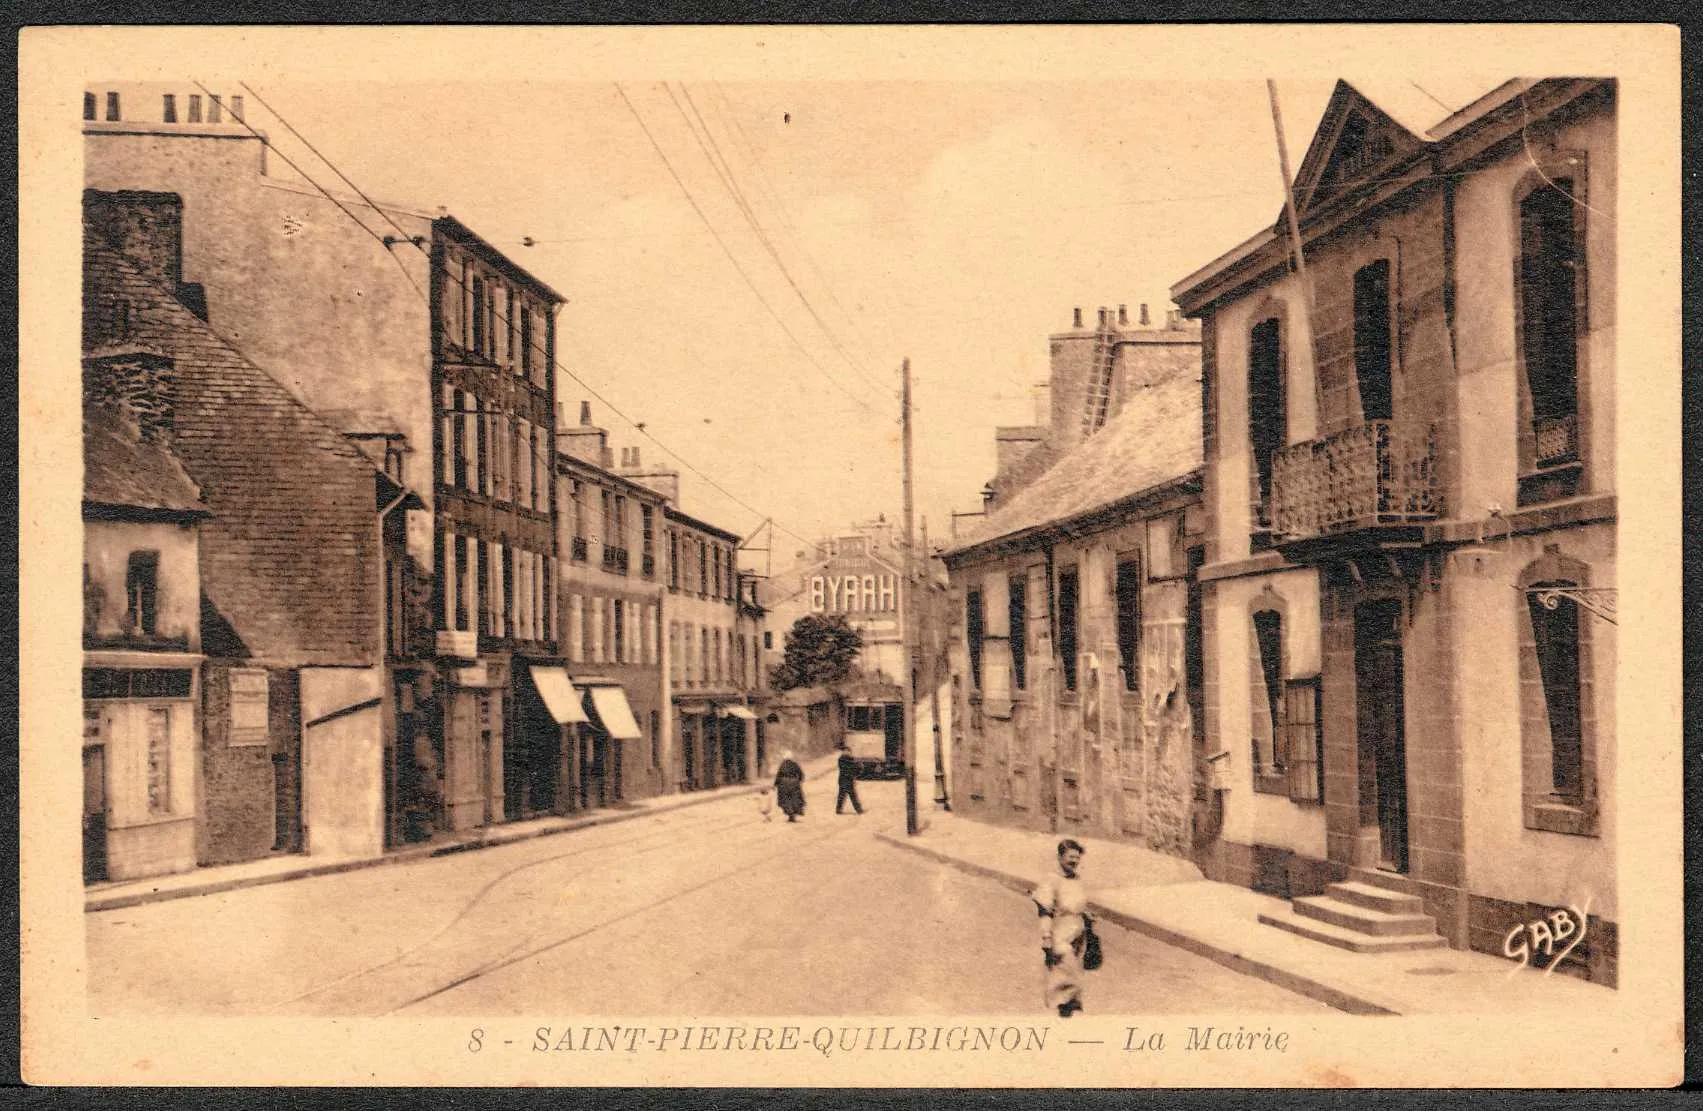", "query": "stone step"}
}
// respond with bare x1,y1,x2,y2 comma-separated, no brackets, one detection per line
1326,880,1426,915
1294,895,1440,937
1347,866,1422,896
1258,908,1449,954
